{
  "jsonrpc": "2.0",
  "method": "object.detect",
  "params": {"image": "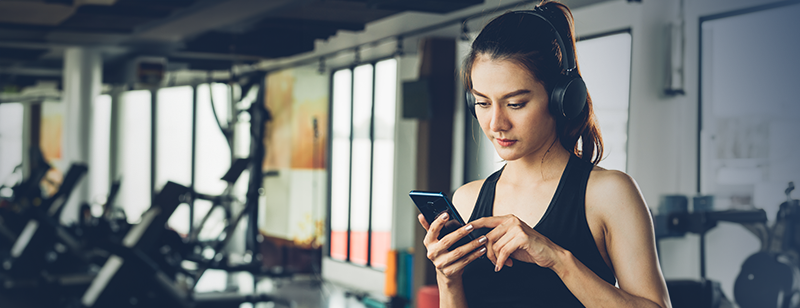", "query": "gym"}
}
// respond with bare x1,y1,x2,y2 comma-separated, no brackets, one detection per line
0,0,798,307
